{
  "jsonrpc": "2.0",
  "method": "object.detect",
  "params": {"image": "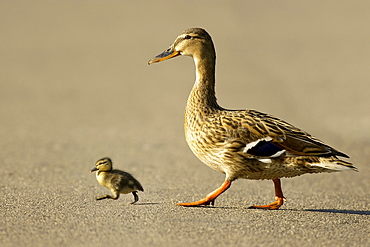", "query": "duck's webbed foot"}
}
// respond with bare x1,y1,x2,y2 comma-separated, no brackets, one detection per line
177,180,231,207
177,197,216,206
248,196,285,210
248,178,285,210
